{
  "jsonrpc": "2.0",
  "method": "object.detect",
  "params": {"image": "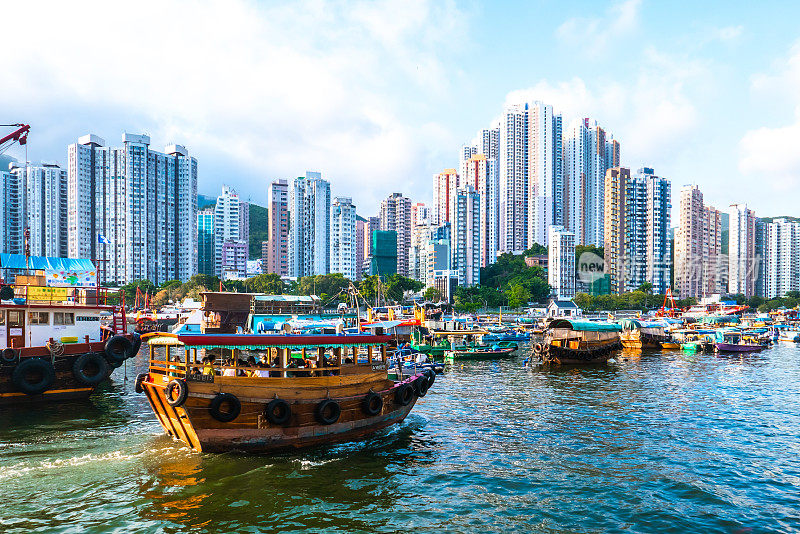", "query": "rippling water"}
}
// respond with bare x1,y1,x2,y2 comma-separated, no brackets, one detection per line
2,345,800,533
